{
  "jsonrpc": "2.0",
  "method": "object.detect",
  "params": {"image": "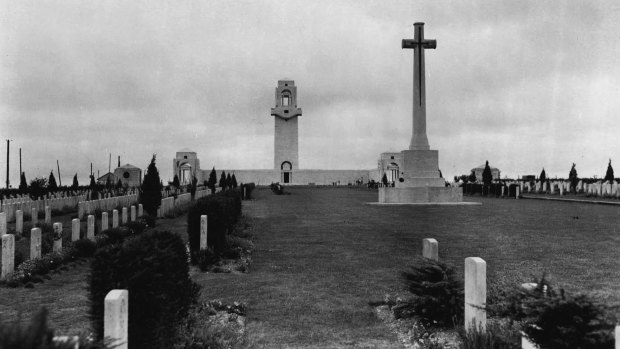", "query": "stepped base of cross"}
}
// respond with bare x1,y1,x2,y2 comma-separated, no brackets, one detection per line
378,149,463,204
